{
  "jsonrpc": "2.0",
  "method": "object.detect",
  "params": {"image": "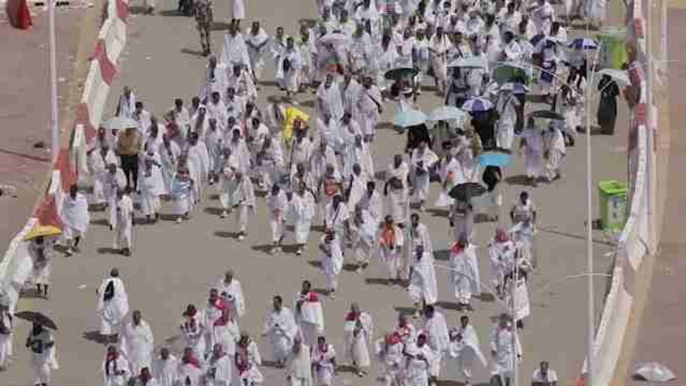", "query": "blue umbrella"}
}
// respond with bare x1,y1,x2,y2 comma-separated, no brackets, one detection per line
569,37,598,50
392,109,428,128
479,151,512,167
461,97,494,113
